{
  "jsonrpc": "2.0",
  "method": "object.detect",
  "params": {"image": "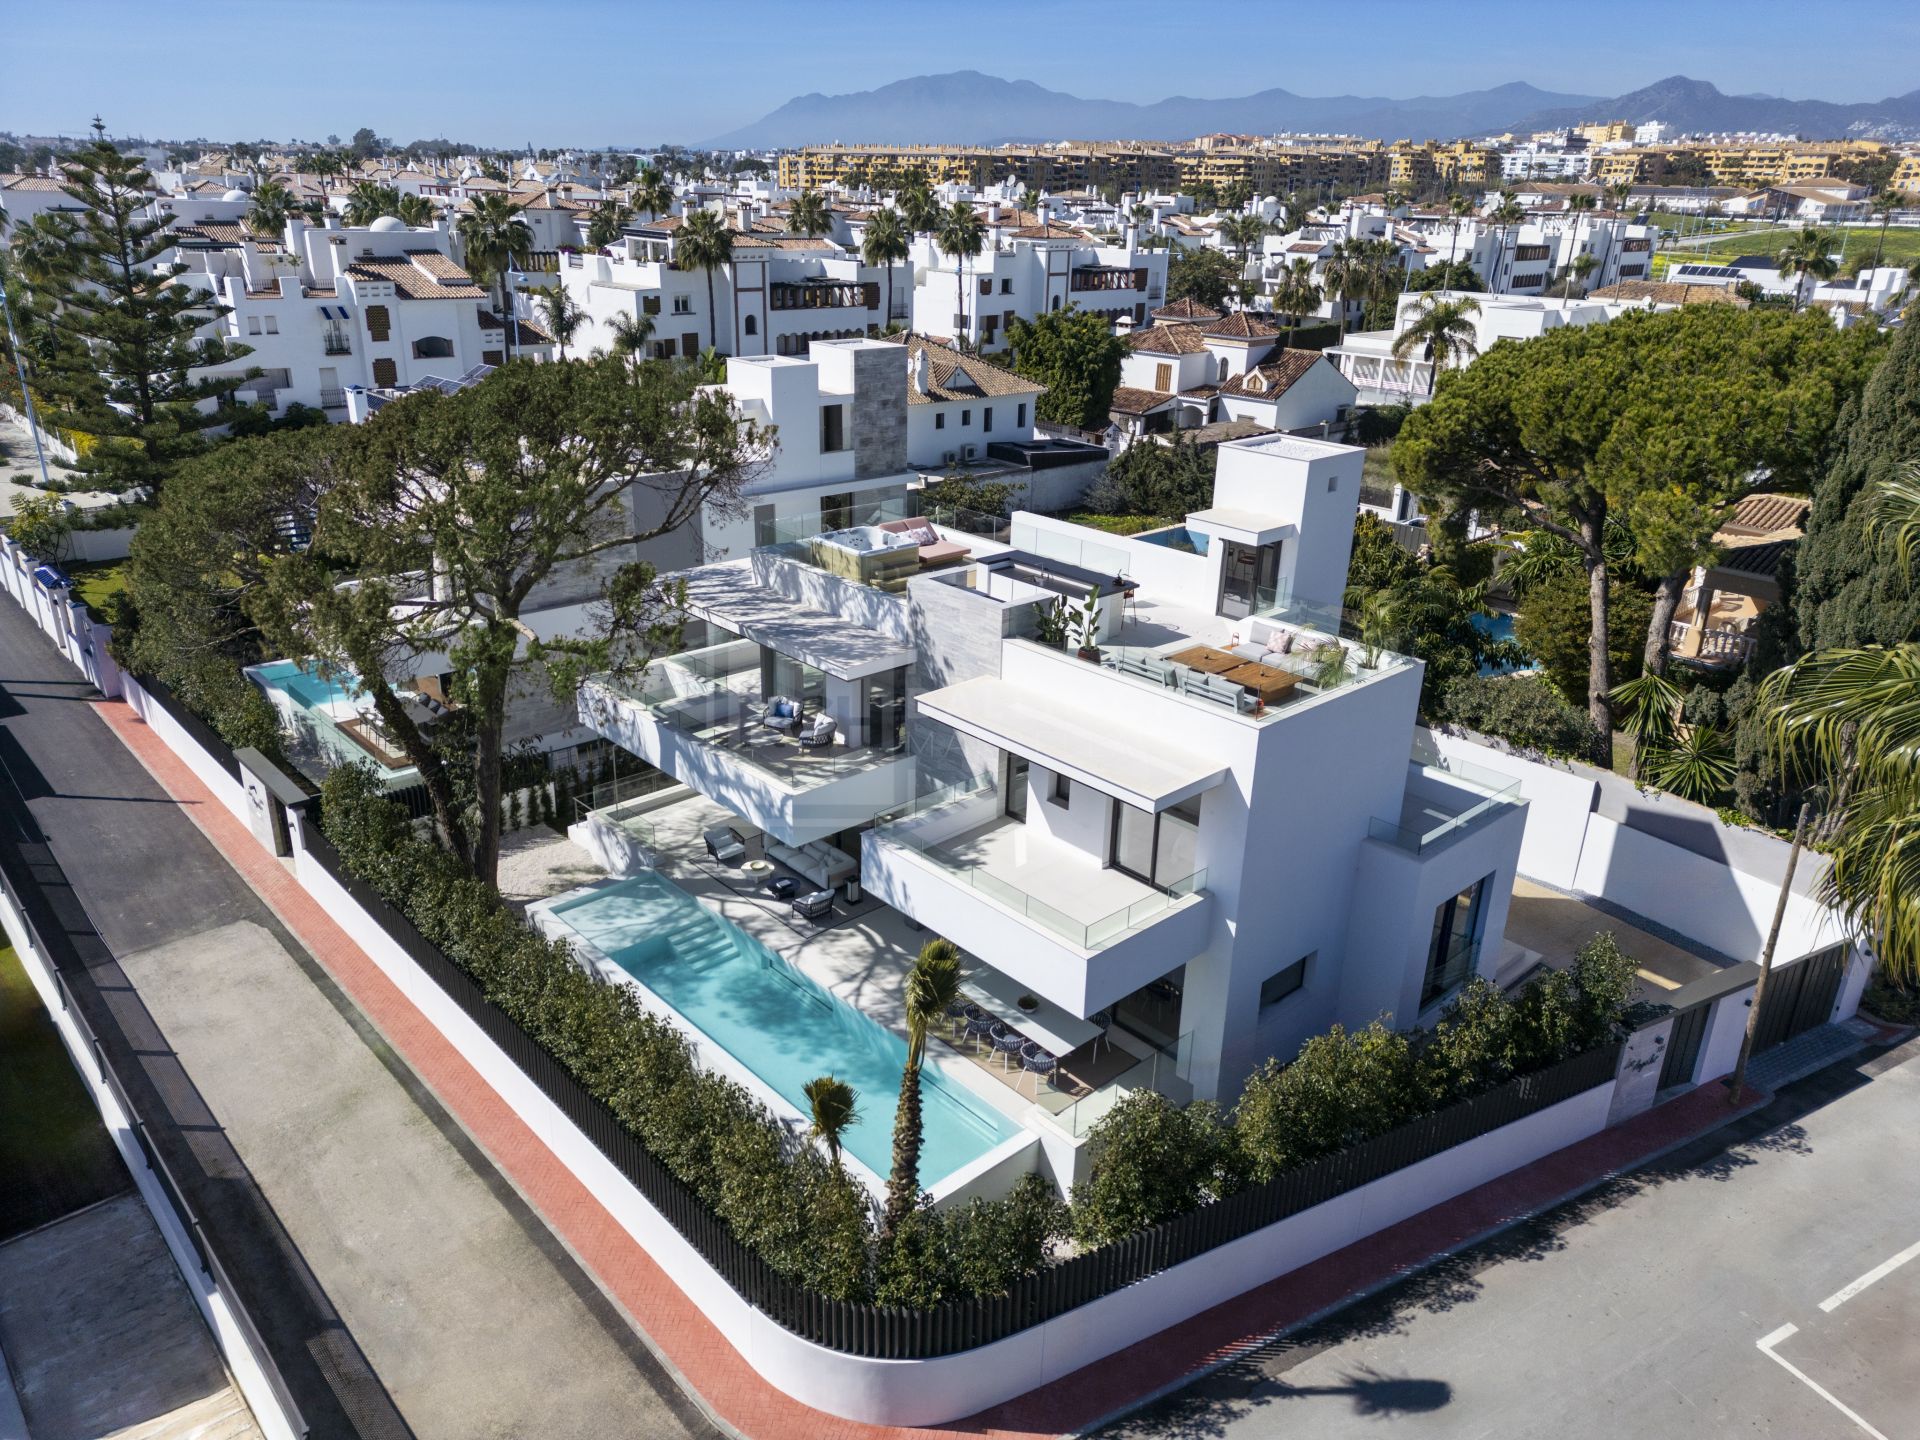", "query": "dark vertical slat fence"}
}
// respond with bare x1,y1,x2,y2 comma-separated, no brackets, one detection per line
130,673,244,782
295,811,1621,1360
